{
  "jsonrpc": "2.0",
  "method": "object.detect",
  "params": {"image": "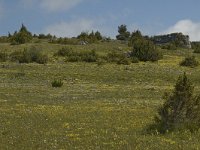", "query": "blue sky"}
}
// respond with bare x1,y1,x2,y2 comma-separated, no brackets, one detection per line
0,0,200,41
